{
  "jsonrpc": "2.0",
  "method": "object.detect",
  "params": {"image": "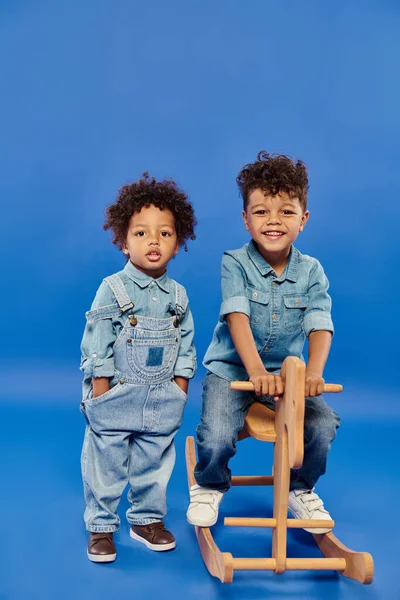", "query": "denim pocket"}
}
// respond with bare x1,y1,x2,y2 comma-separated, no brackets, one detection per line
83,380,123,405
170,378,188,400
127,334,179,381
283,294,308,332
246,287,269,324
